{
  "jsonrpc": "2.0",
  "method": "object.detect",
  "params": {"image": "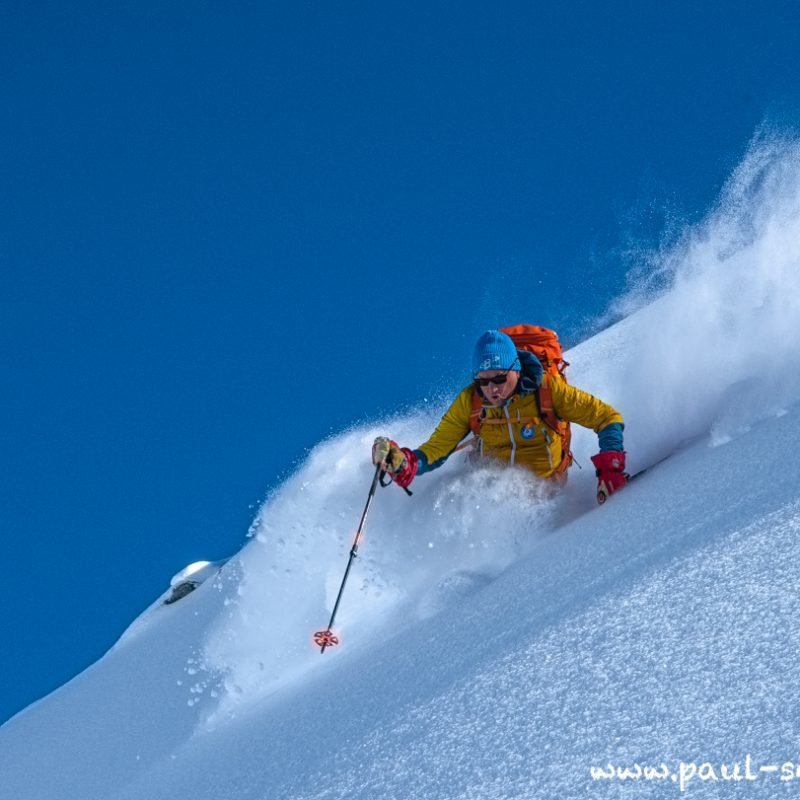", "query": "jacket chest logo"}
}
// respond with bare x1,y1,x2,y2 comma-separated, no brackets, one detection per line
520,423,536,440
